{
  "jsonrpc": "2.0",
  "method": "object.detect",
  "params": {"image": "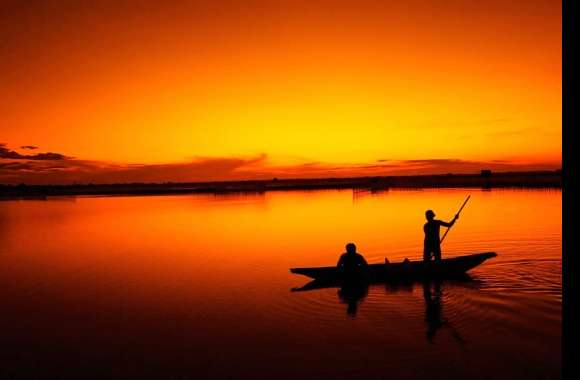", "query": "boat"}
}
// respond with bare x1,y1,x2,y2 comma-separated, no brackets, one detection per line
290,252,497,283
